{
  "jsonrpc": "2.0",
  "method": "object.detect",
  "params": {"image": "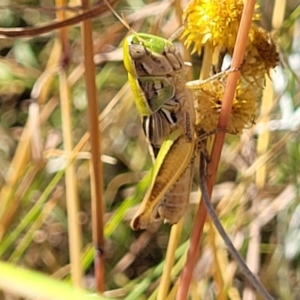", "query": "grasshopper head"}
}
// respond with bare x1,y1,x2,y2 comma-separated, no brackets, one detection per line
126,34,171,56
123,33,177,77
